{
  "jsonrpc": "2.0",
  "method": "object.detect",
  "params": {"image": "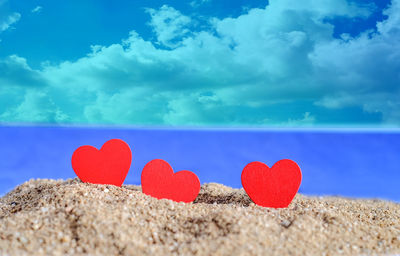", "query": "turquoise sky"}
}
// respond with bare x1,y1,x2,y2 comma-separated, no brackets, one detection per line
0,0,399,126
